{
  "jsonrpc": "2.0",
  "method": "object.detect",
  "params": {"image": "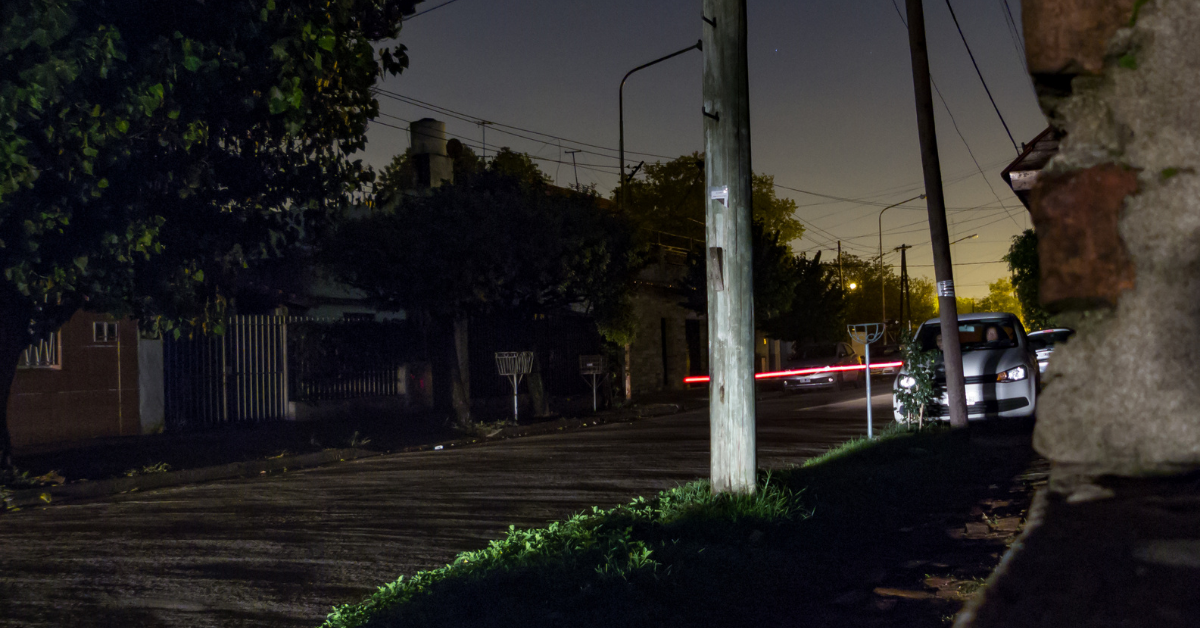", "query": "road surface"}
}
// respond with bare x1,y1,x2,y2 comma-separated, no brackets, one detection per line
0,387,896,628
